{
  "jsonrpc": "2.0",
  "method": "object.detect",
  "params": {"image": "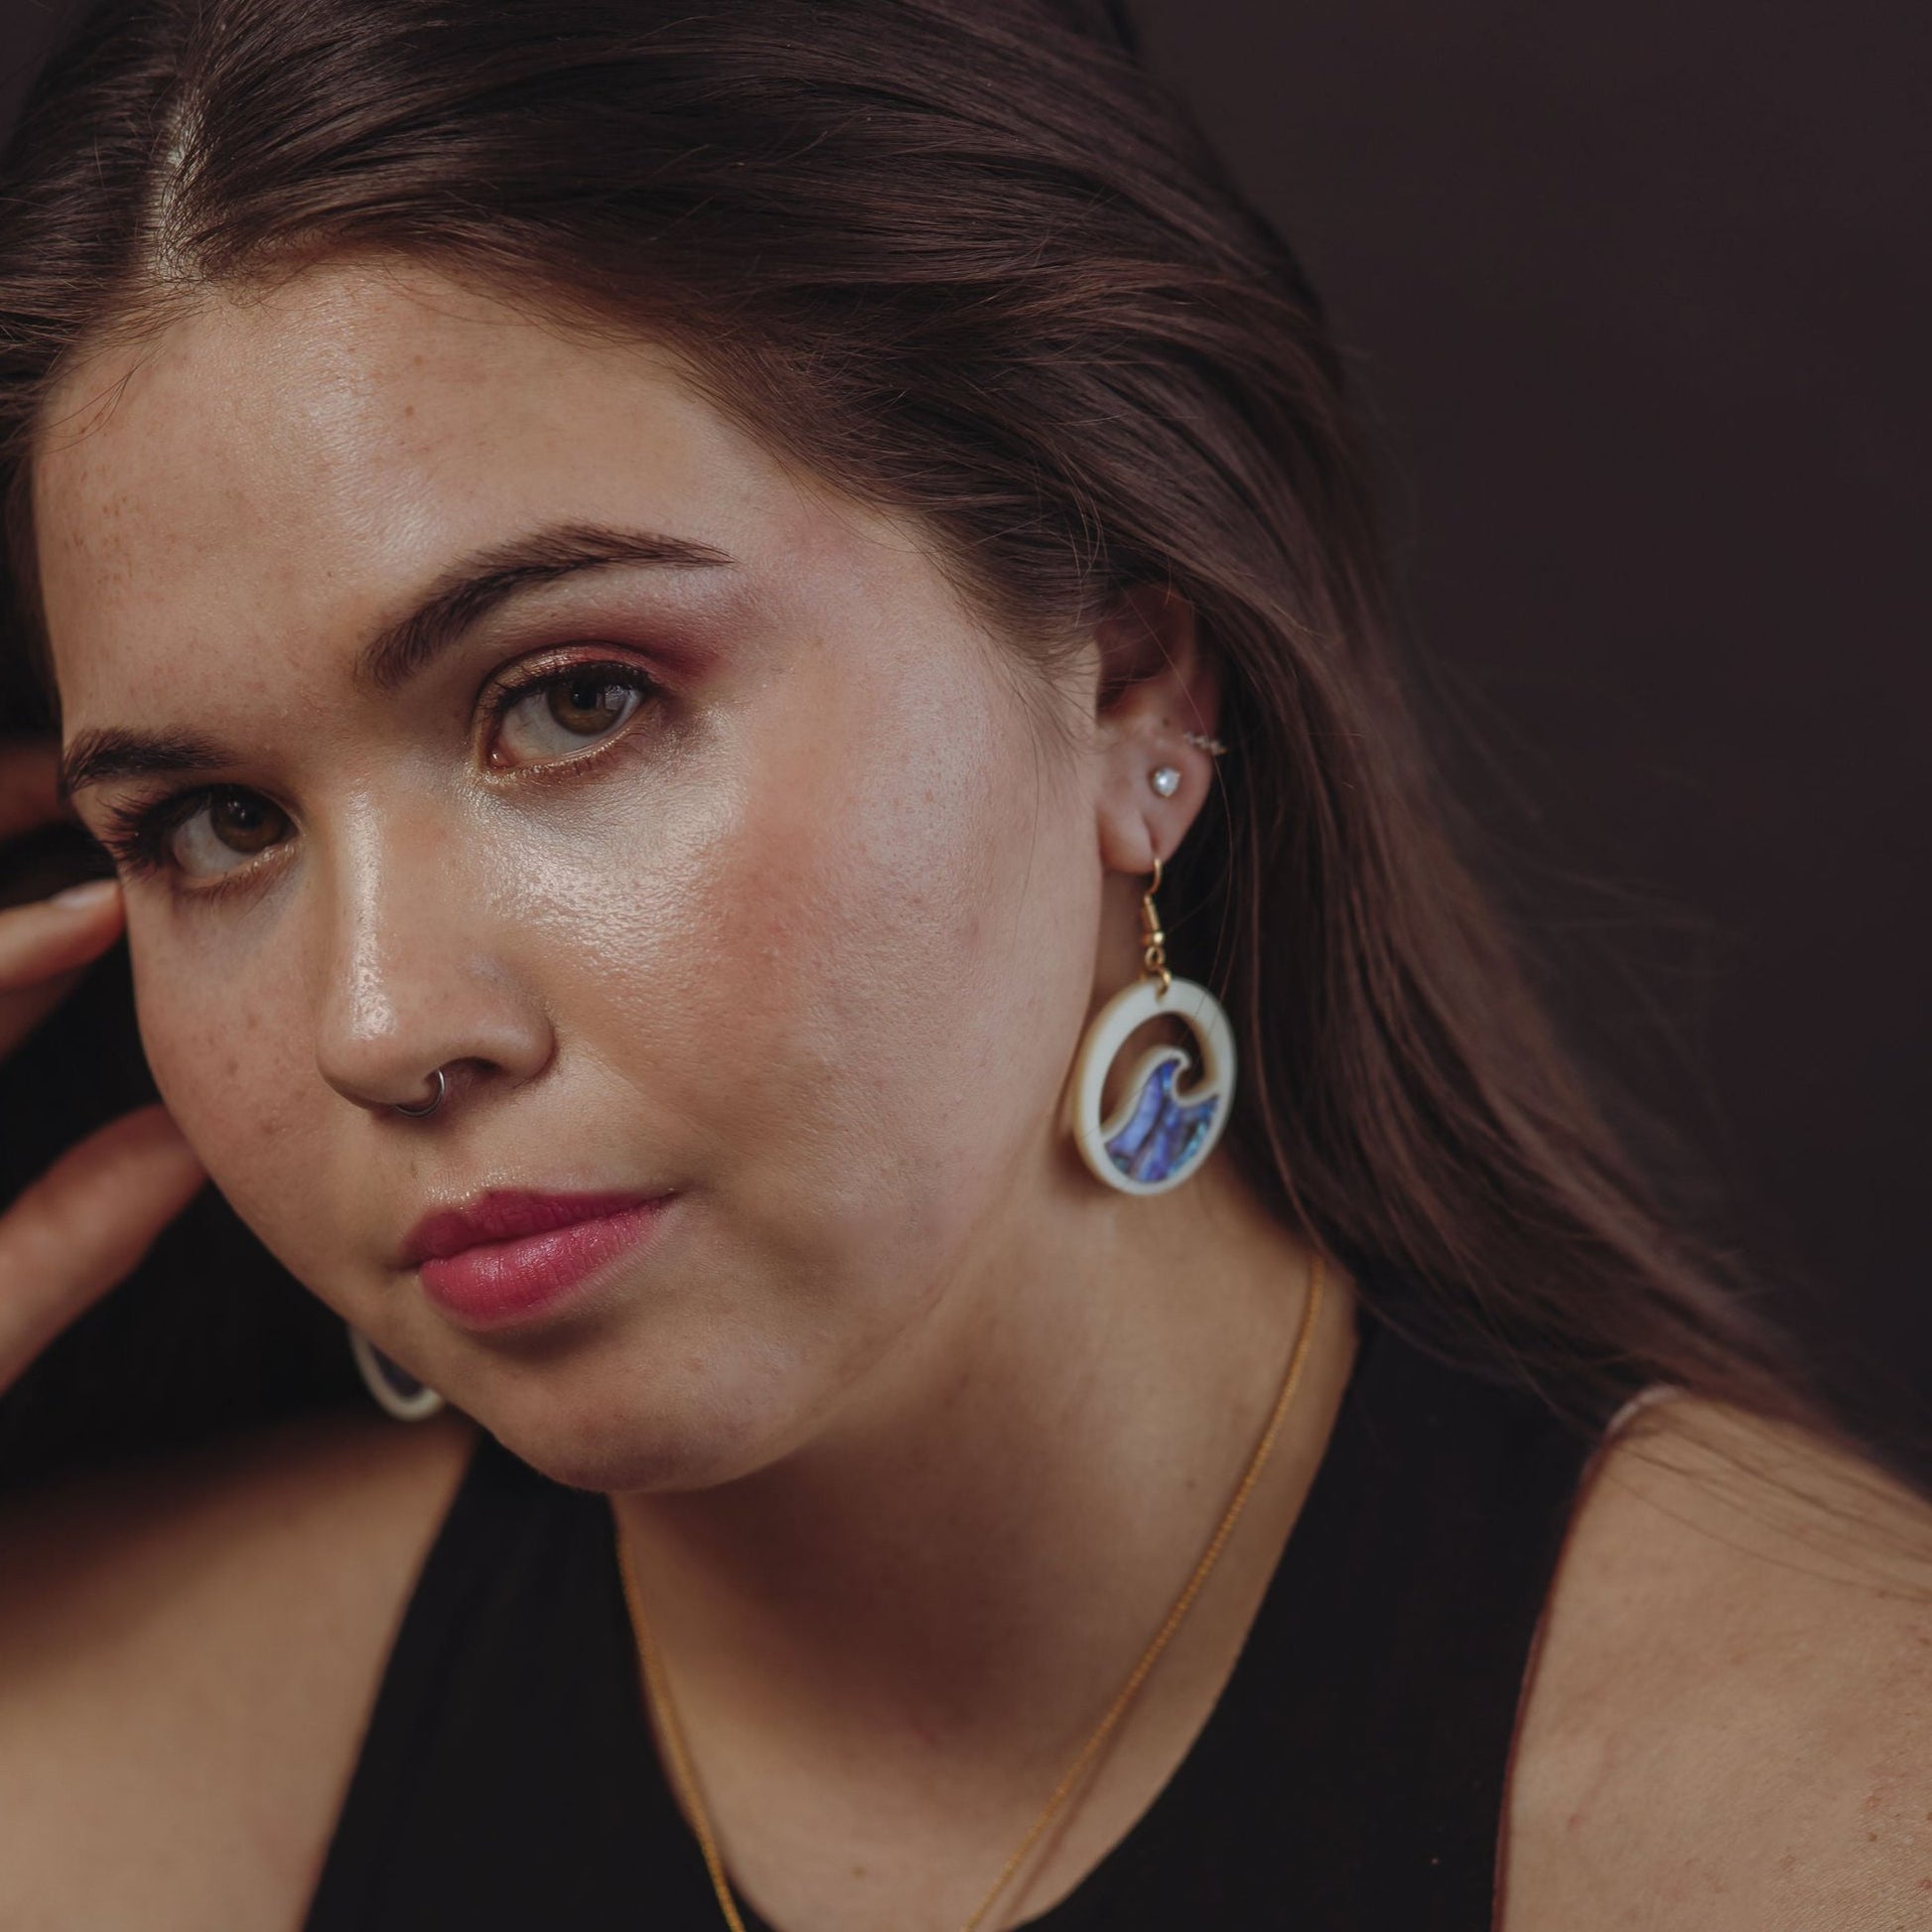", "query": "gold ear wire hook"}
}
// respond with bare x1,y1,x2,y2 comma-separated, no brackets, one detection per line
1140,855,1172,997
